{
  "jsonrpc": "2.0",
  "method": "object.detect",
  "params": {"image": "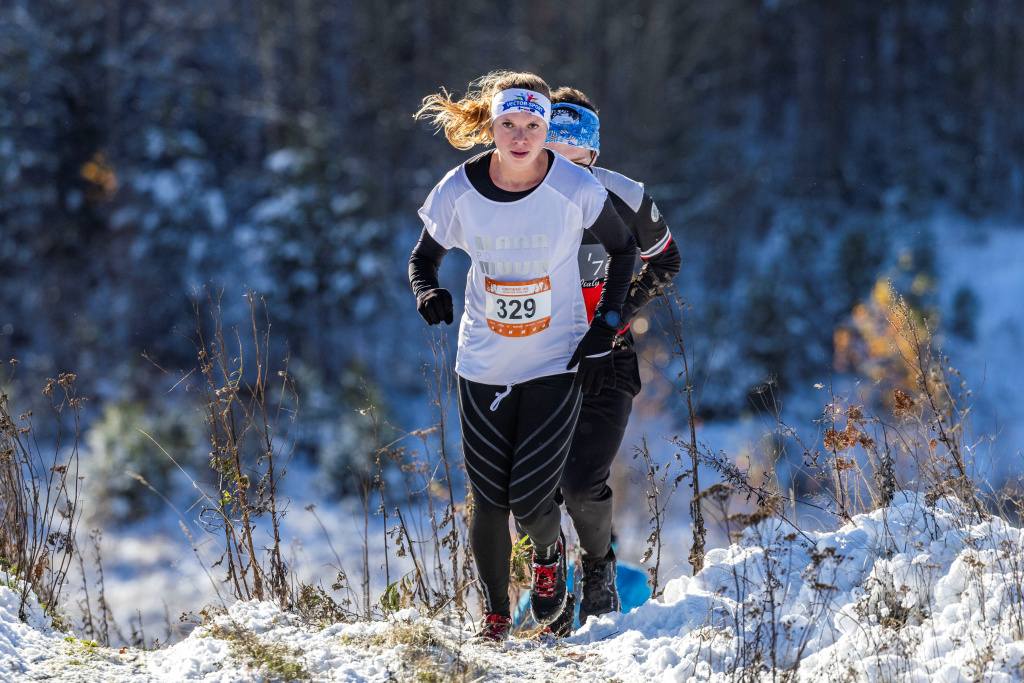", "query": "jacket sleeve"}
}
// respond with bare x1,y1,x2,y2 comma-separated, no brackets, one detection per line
621,192,681,324
586,197,637,316
408,227,448,299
